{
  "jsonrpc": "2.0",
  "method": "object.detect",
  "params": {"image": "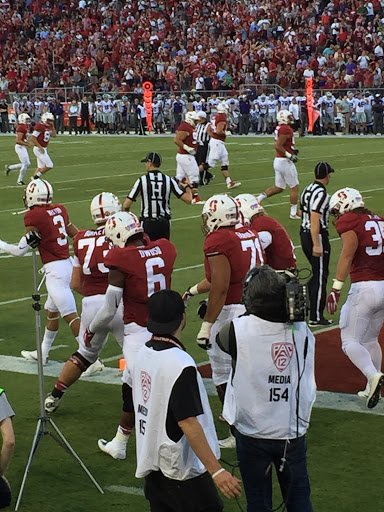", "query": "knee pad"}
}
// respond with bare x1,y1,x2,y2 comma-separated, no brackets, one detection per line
122,382,134,413
221,165,228,172
69,351,91,372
